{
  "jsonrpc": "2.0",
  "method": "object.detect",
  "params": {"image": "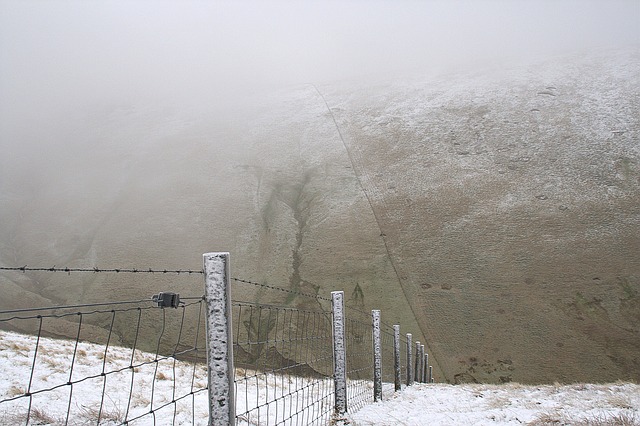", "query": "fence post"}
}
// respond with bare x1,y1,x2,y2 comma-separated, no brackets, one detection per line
423,351,428,383
406,333,413,385
332,291,347,415
429,365,434,383
420,345,425,383
422,346,429,383
419,344,425,383
393,325,401,392
203,252,235,426
372,310,382,402
415,341,422,383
